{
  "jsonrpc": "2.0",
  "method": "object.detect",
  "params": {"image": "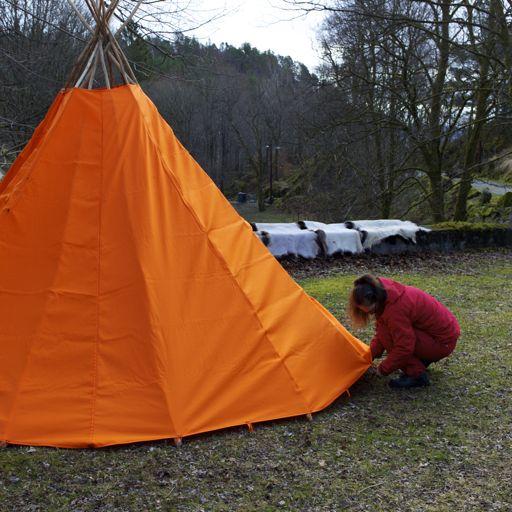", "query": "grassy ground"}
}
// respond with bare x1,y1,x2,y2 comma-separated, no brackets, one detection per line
1,252,511,511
